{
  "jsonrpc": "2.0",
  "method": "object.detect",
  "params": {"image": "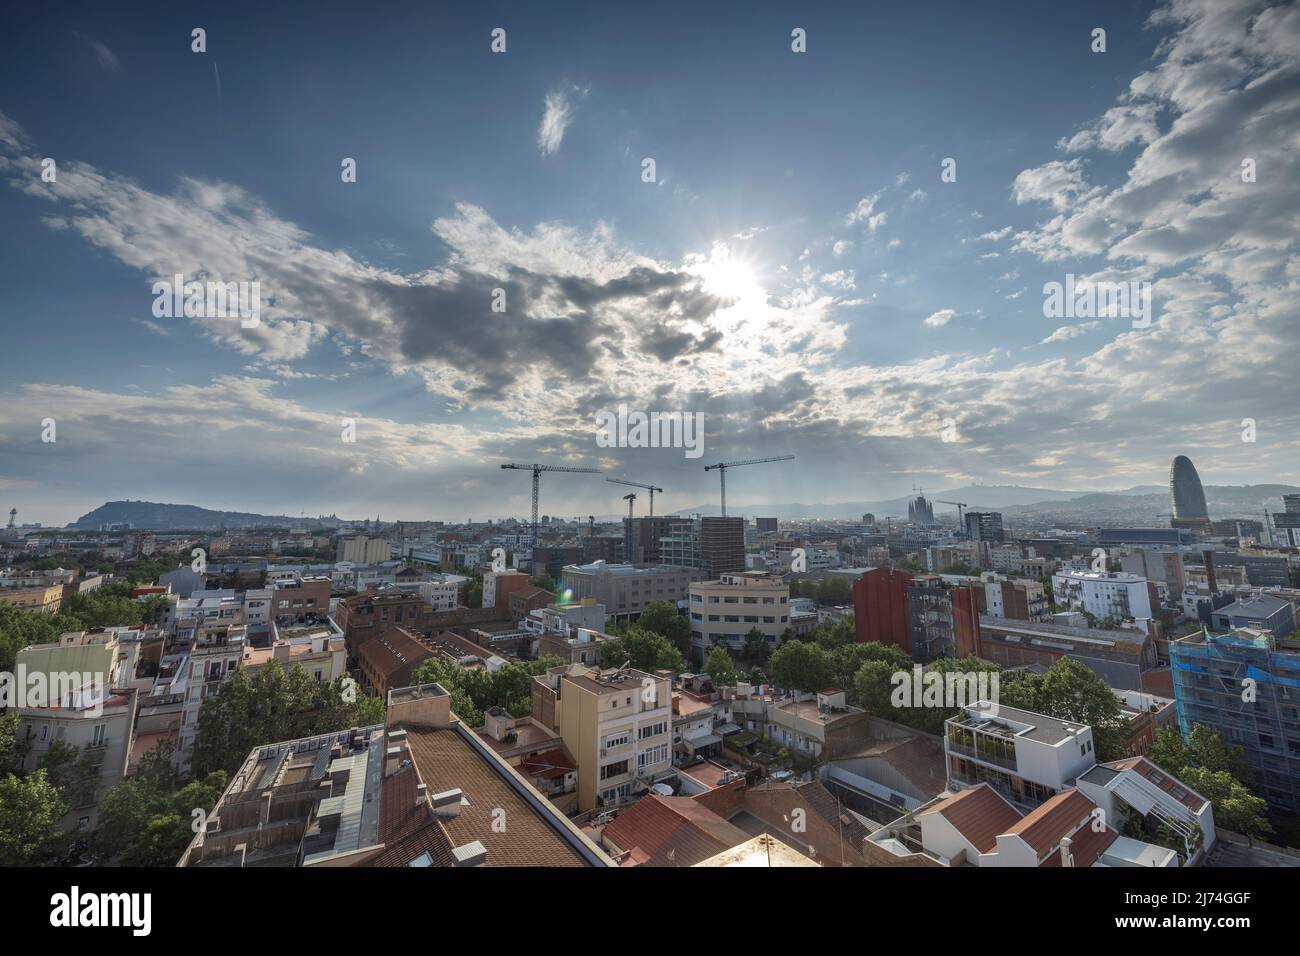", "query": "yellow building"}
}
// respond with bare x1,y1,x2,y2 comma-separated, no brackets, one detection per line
0,583,65,615
552,665,673,812
688,573,790,663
